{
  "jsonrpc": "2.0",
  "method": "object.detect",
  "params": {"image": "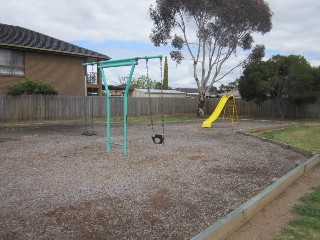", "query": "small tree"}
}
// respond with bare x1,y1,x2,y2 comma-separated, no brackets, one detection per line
149,0,273,116
163,56,169,90
131,75,160,89
219,80,238,93
6,79,58,95
238,55,320,119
